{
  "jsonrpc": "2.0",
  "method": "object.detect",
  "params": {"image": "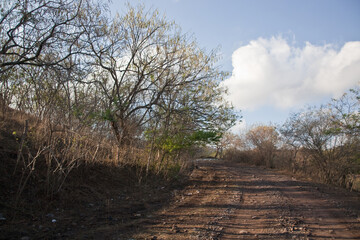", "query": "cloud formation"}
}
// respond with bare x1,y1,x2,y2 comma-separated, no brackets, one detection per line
222,37,360,110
